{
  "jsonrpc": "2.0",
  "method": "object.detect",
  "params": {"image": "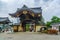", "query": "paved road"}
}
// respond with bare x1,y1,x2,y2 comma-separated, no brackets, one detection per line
0,32,60,40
